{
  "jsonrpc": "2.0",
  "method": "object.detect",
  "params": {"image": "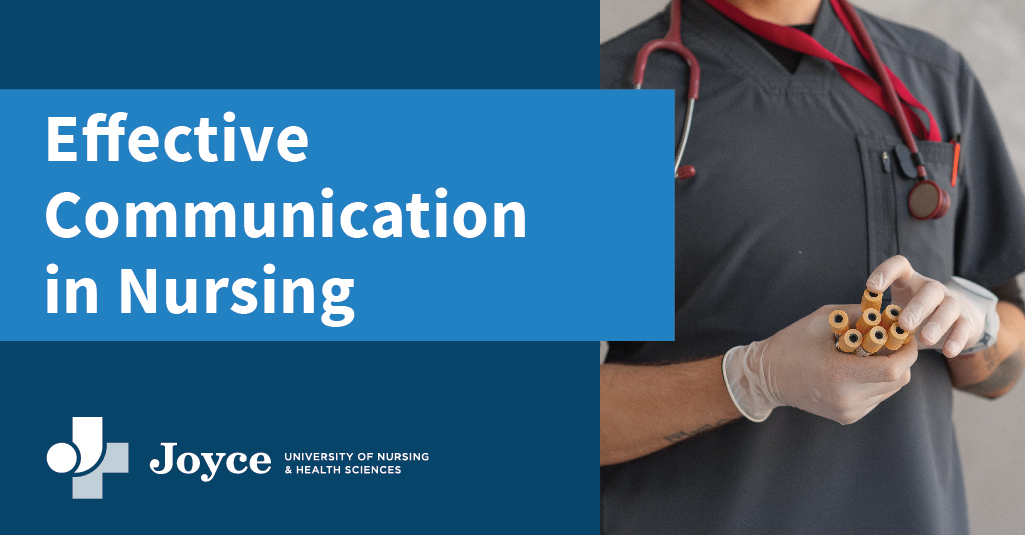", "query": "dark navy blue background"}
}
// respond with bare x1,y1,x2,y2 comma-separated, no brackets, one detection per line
1,0,591,89
1,343,590,533
0,0,596,532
